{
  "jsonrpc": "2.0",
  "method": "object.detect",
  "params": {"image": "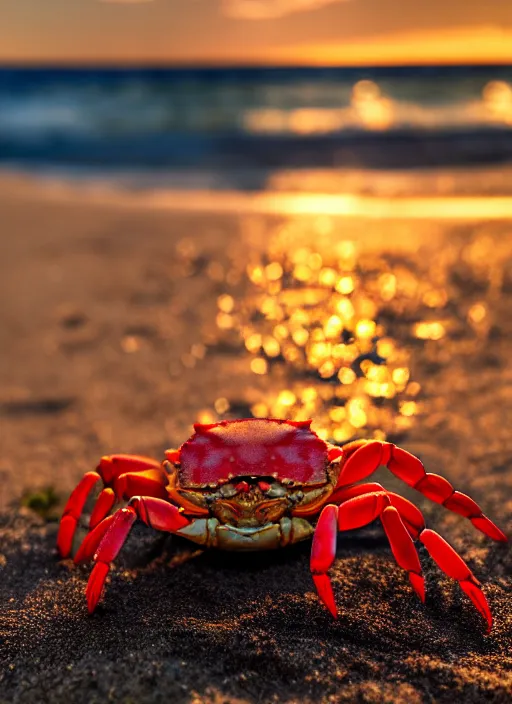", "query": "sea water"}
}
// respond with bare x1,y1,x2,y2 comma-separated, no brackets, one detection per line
1,65,512,190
